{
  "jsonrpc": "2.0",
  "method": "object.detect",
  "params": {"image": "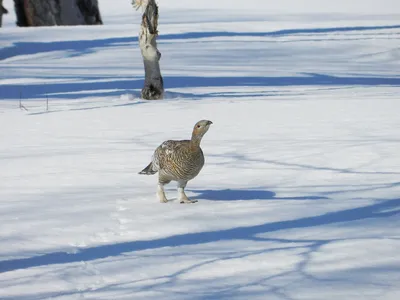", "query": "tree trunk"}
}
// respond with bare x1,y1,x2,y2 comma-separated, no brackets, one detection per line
76,0,102,25
0,0,9,27
137,0,164,100
14,0,29,26
24,0,61,26
13,0,102,27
